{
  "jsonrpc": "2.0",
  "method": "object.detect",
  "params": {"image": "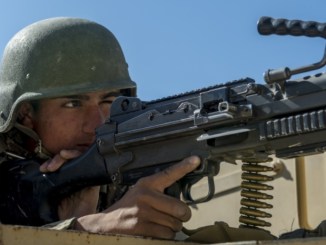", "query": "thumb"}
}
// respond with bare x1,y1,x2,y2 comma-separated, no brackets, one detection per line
60,149,83,160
